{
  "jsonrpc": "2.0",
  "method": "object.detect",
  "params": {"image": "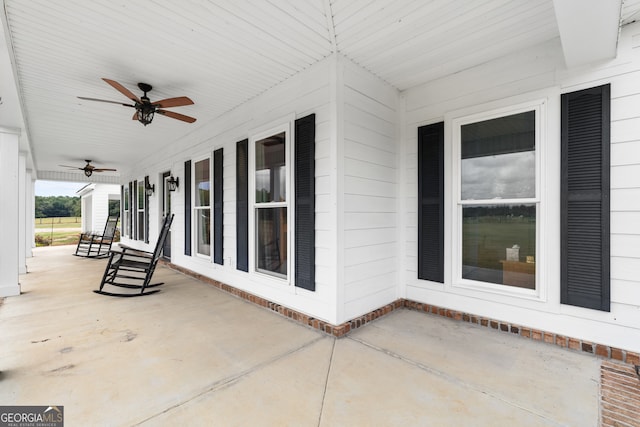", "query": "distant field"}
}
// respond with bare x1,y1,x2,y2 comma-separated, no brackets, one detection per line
35,216,81,246
35,217,81,229
35,230,81,246
34,216,120,247
463,219,536,269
